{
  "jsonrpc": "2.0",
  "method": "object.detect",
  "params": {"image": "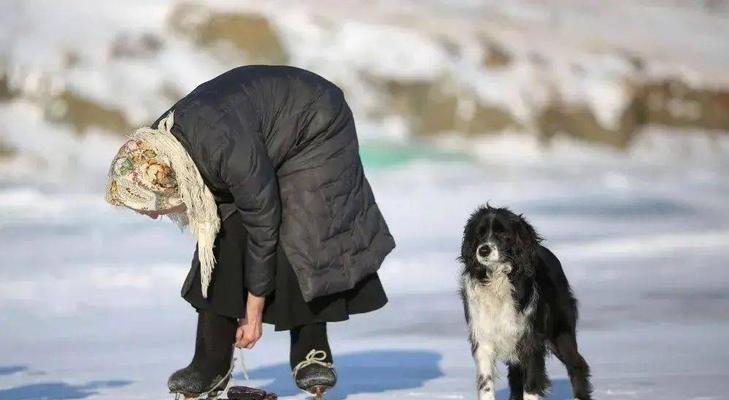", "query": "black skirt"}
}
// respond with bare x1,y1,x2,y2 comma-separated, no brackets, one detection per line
182,212,388,331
